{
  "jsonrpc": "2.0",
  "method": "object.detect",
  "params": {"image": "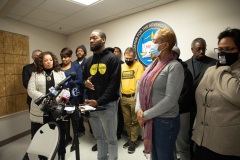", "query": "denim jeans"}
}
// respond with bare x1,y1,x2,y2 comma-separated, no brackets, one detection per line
152,115,180,160
175,113,191,160
89,100,118,160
